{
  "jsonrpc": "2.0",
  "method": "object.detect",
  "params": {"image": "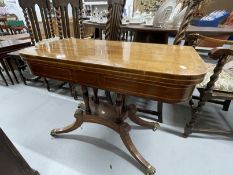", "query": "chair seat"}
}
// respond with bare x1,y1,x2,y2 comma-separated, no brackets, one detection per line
197,63,233,93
